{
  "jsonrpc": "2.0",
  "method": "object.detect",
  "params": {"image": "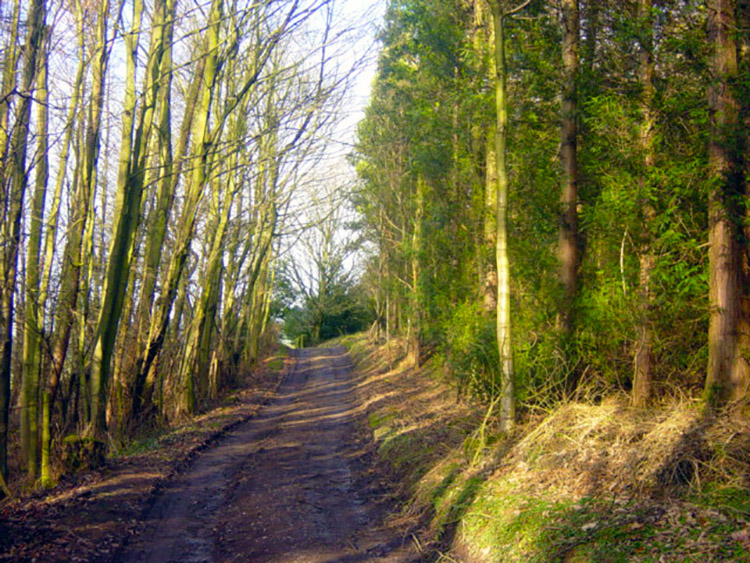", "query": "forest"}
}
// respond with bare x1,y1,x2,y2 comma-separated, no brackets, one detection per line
0,0,371,494
0,0,748,517
354,0,749,427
